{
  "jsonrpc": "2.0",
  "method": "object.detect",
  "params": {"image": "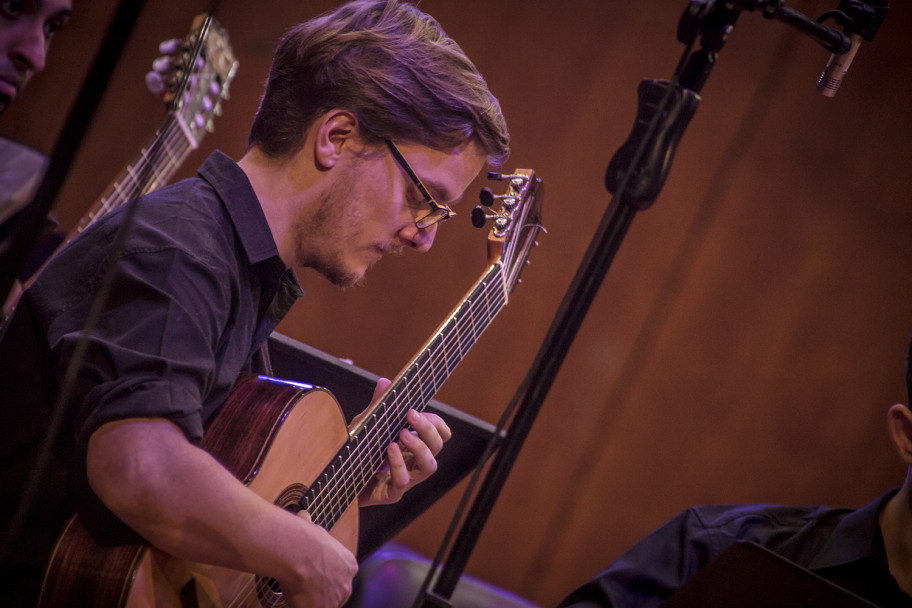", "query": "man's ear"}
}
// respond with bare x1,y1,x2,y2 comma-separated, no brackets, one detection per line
313,110,359,169
887,404,912,465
